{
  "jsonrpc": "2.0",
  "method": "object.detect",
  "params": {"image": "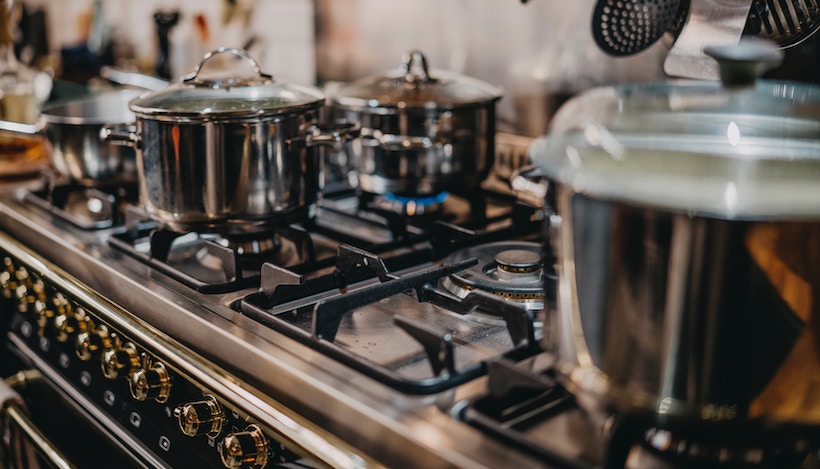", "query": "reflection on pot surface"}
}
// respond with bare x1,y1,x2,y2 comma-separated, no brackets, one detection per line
531,41,820,438
550,191,820,428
